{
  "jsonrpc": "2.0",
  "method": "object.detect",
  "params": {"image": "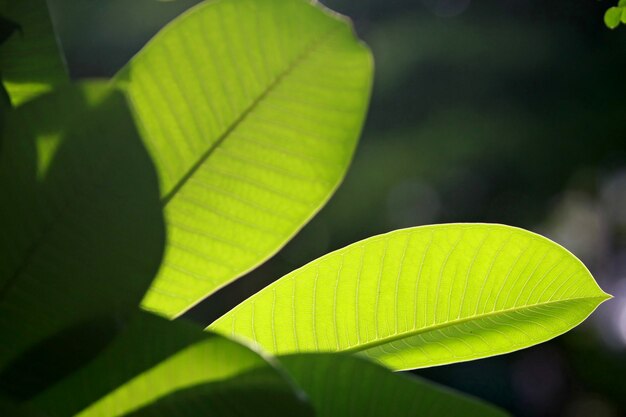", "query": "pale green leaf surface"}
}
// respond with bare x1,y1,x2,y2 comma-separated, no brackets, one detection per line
32,312,313,417
117,0,373,318
211,224,610,370
279,353,510,417
0,83,164,377
0,0,68,105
